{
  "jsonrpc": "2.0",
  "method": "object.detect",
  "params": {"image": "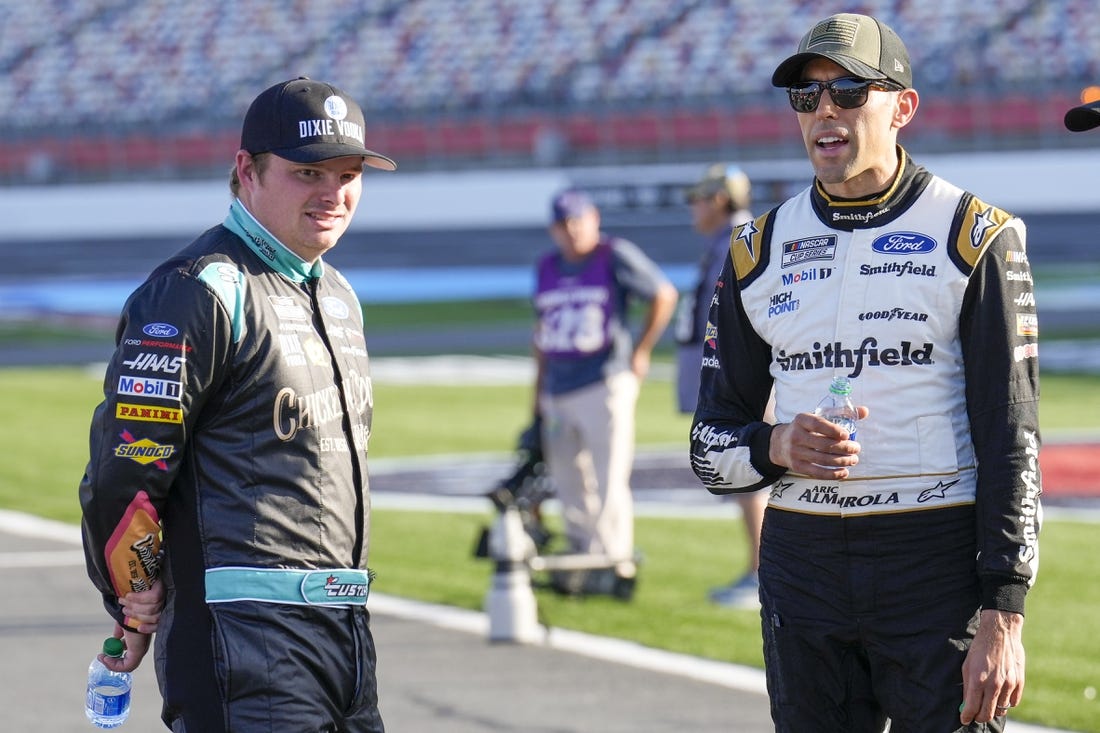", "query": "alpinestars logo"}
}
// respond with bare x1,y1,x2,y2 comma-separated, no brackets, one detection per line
774,337,934,378
970,207,997,248
735,220,759,261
